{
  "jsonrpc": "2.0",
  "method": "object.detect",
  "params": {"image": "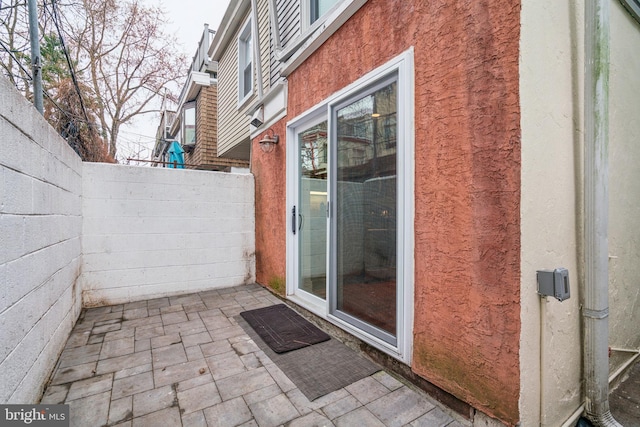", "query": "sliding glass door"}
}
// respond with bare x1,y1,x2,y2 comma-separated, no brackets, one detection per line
287,51,412,358
297,119,328,301
330,75,398,344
